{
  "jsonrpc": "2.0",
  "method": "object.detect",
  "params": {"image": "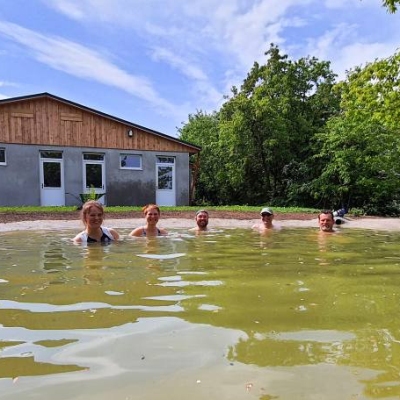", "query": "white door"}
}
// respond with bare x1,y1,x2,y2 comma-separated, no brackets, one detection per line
156,156,176,206
83,153,106,204
39,151,65,206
